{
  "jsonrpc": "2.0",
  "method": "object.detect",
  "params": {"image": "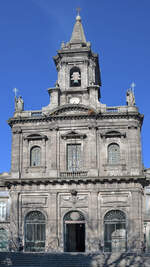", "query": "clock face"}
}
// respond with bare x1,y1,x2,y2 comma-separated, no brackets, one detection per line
69,97,80,104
